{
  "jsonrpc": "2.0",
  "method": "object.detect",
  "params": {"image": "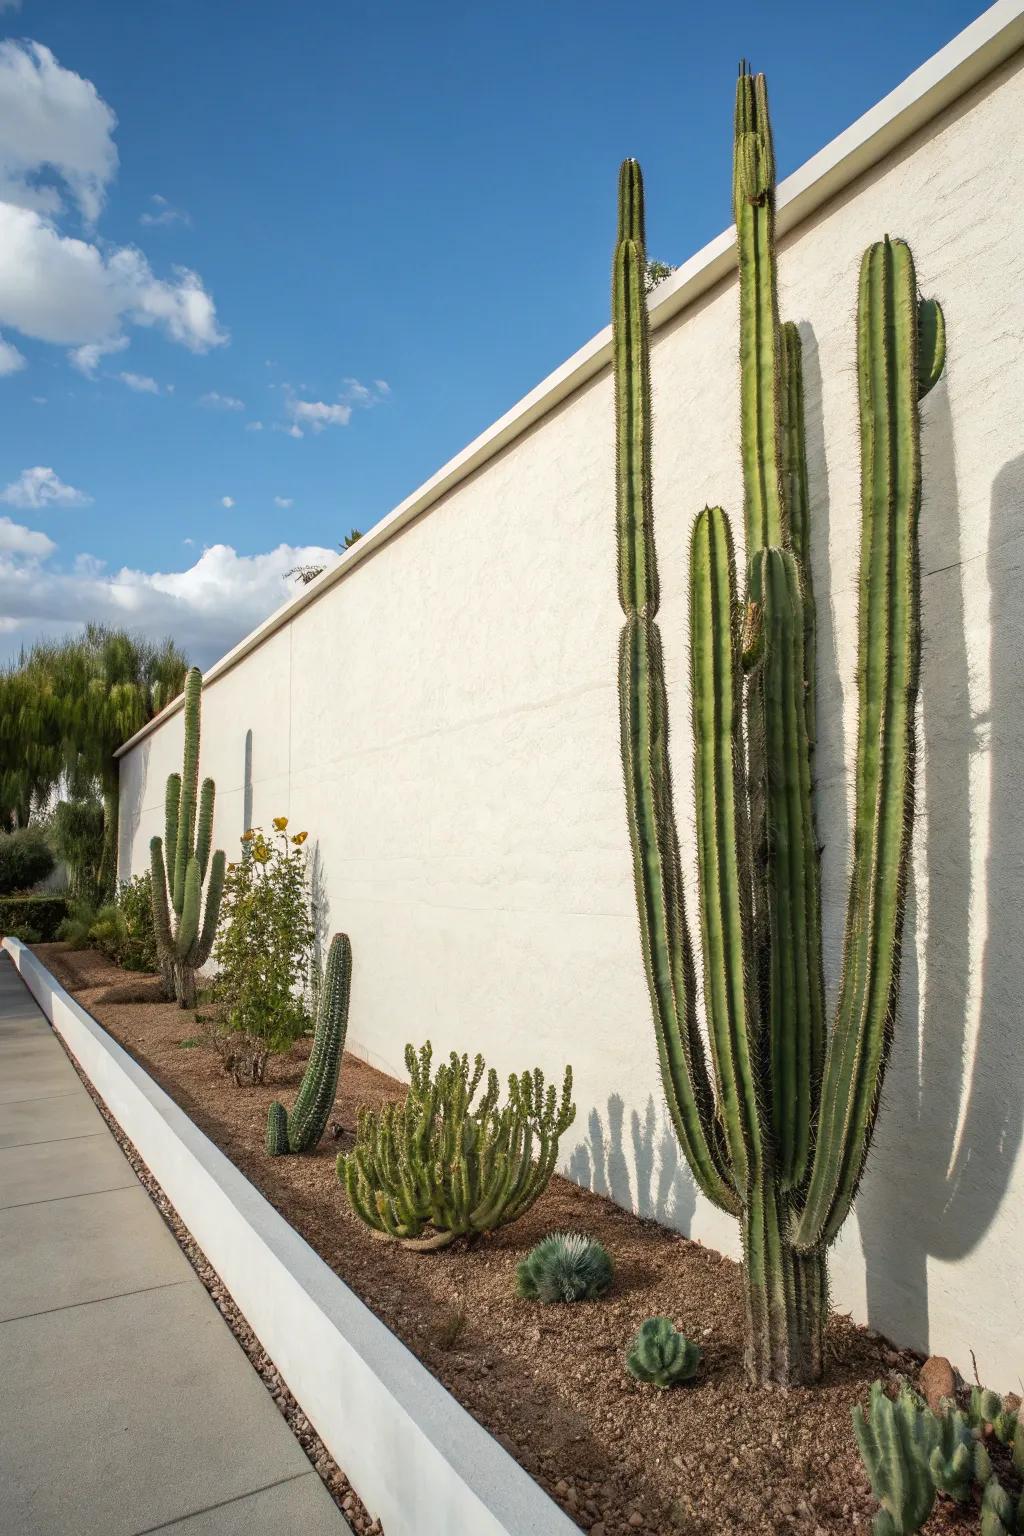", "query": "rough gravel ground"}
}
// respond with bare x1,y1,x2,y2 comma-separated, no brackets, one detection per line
36,943,1003,1536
